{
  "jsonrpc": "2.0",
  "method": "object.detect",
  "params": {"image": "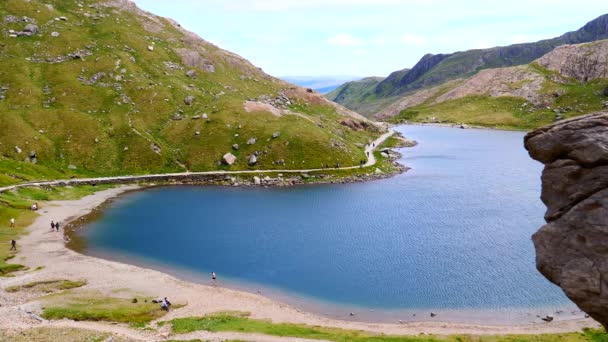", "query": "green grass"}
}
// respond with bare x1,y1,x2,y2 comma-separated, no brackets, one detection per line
42,291,176,324
5,279,86,293
165,313,607,342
